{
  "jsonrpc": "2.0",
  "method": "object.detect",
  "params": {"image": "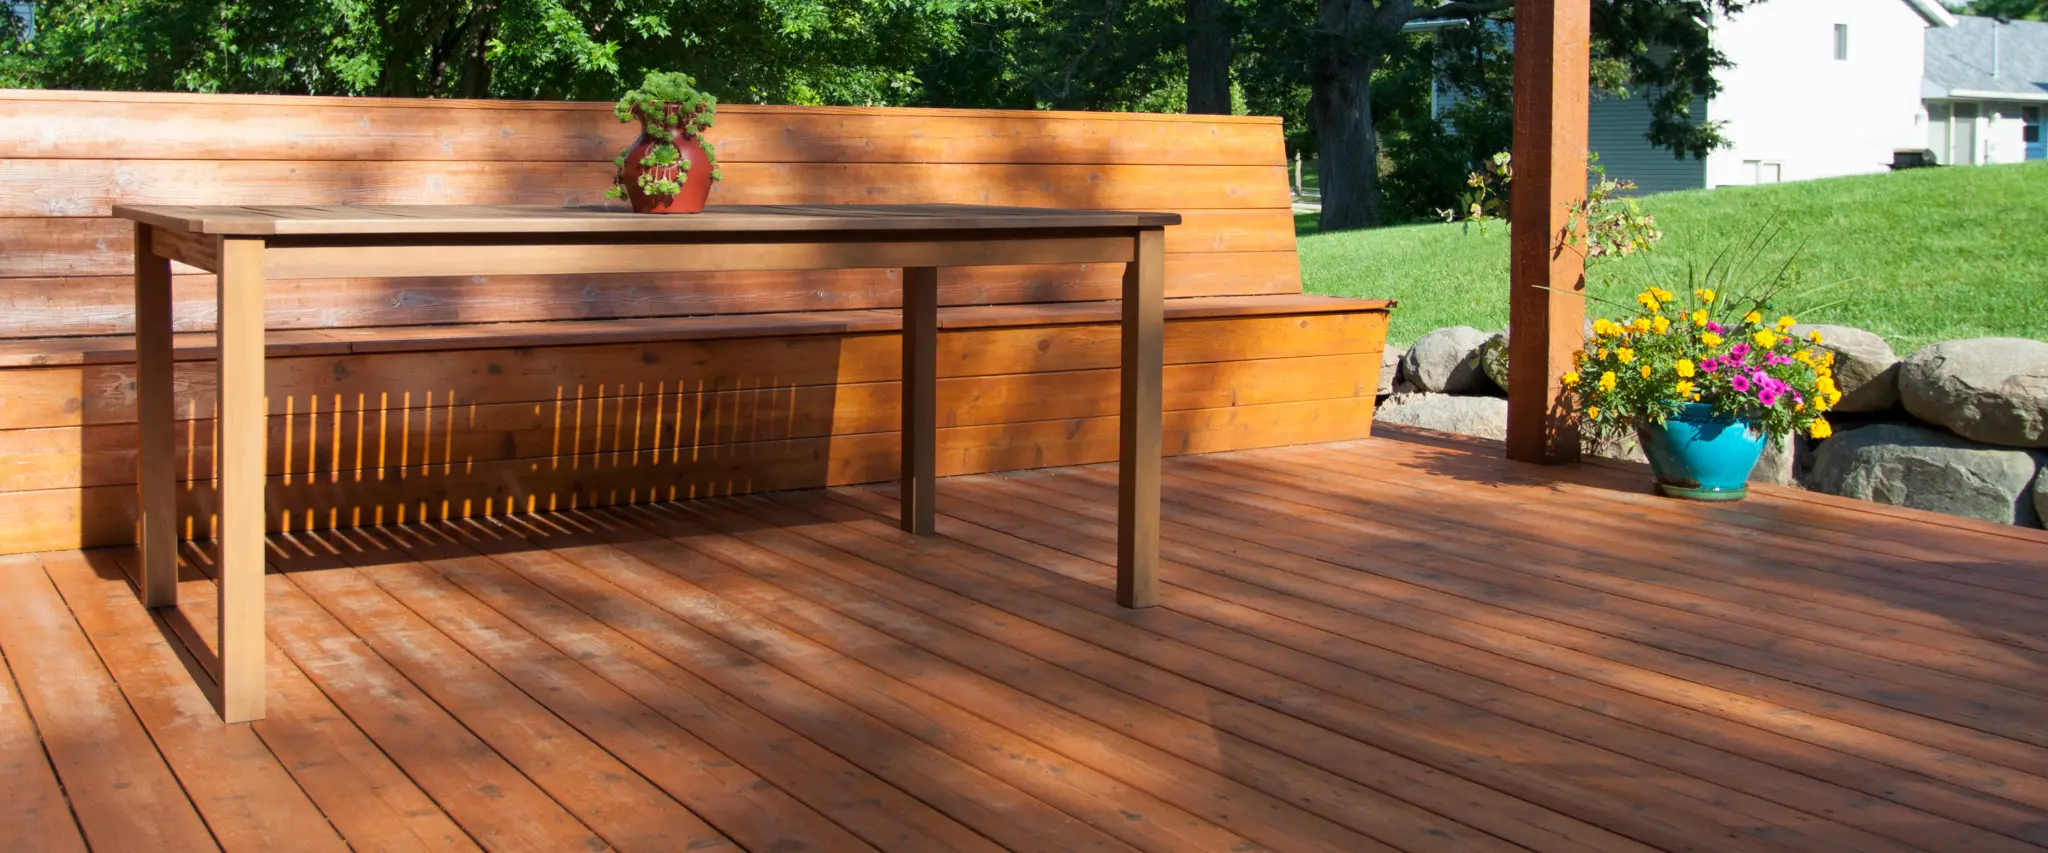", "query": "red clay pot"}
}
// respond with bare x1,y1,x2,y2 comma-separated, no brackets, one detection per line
620,106,714,214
